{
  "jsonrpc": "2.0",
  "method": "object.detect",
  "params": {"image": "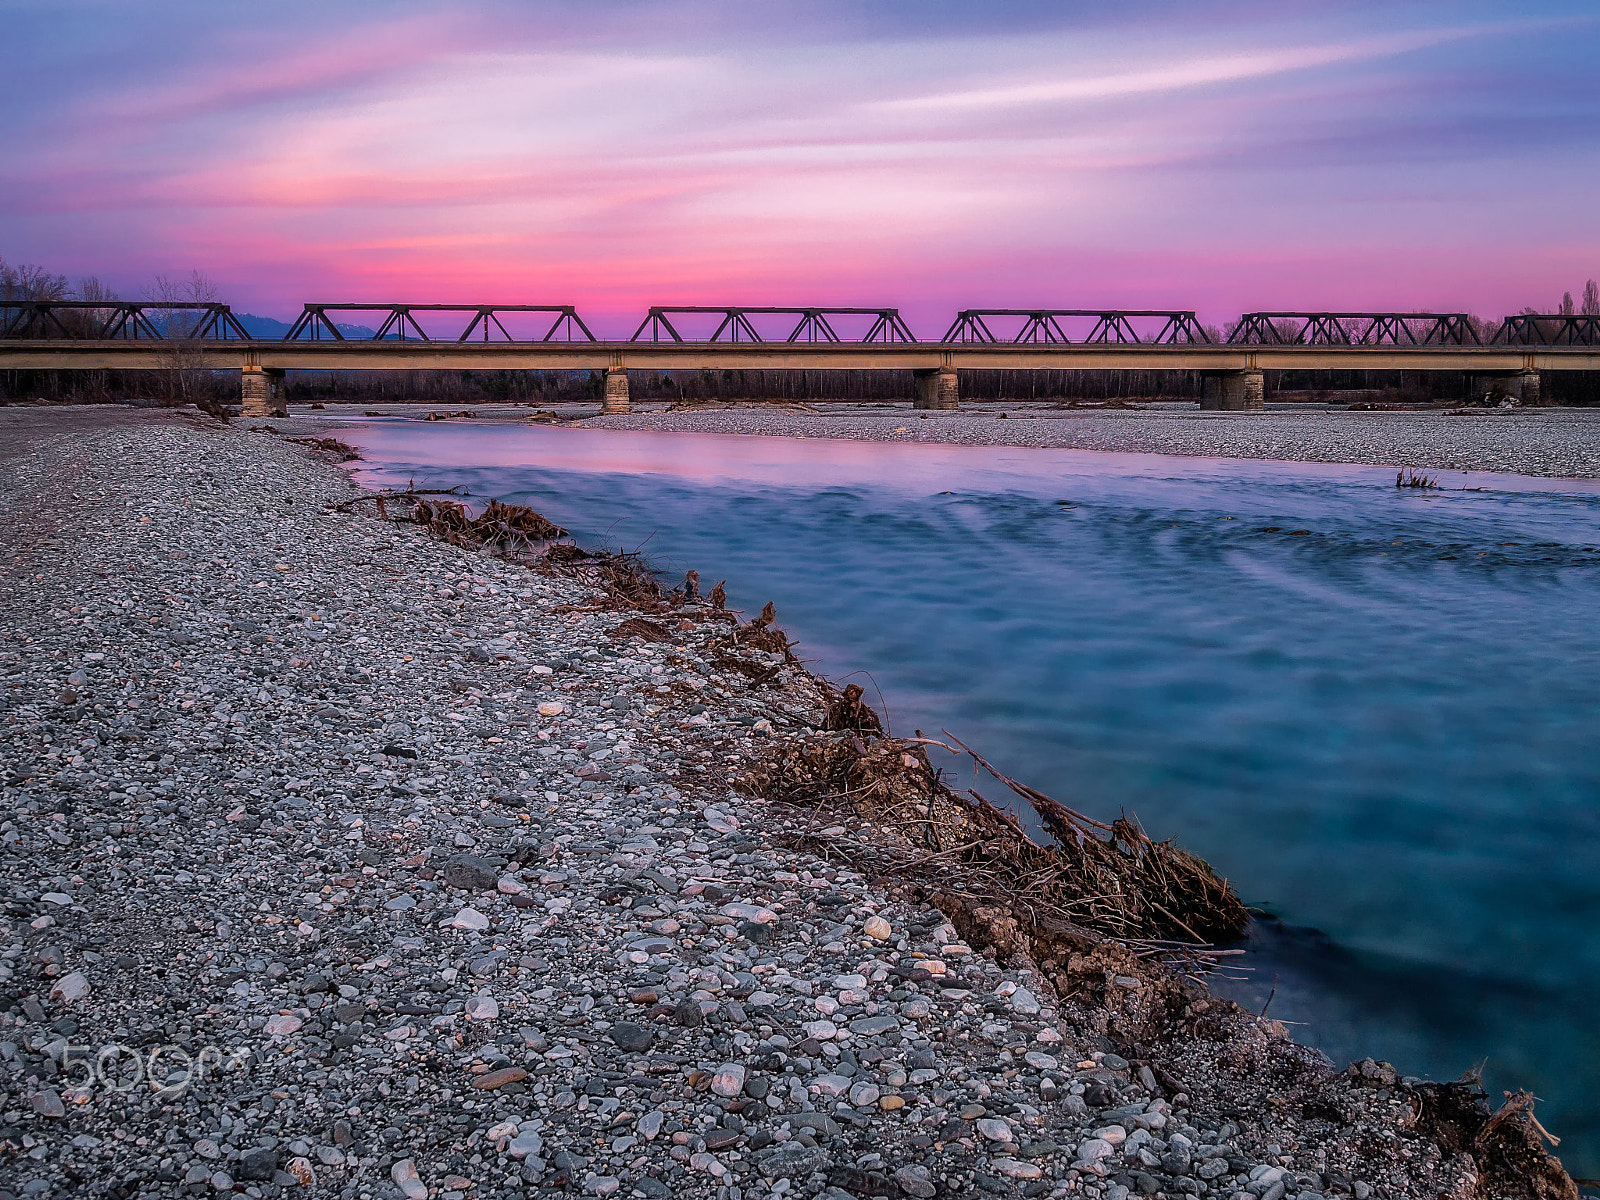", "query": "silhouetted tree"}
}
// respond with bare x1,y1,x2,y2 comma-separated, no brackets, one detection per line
1583,279,1599,317
147,270,229,417
0,259,69,303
